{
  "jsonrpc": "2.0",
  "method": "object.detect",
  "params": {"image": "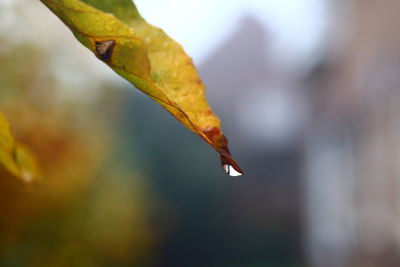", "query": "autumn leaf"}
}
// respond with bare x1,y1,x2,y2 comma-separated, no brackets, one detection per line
0,113,41,183
40,0,243,176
